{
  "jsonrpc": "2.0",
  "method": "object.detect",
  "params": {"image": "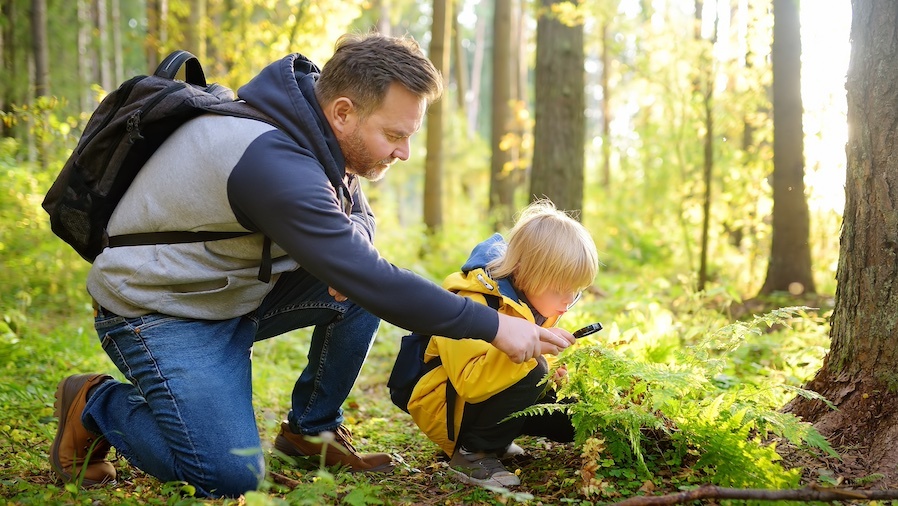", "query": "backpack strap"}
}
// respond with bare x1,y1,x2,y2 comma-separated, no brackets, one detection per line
156,50,206,85
445,293,501,442
108,230,272,283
